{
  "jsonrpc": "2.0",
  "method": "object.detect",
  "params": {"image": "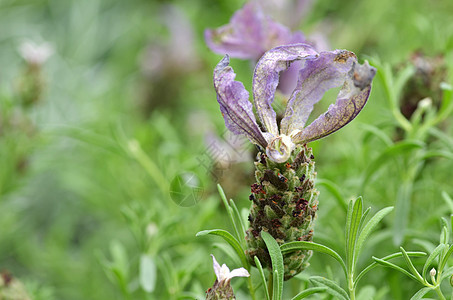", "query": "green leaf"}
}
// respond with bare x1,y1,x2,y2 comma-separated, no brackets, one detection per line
254,257,270,300
291,287,328,300
372,256,418,282
196,229,249,269
346,197,363,273
440,266,453,281
229,198,246,243
410,287,434,300
443,192,453,214
358,207,371,236
281,241,346,276
356,285,376,300
360,123,393,147
139,254,156,293
438,245,453,274
400,247,425,283
393,181,414,245
217,185,241,243
362,141,424,190
309,276,350,300
355,206,394,261
355,252,426,288
261,231,284,300
394,64,415,103
422,244,446,280
316,179,348,213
